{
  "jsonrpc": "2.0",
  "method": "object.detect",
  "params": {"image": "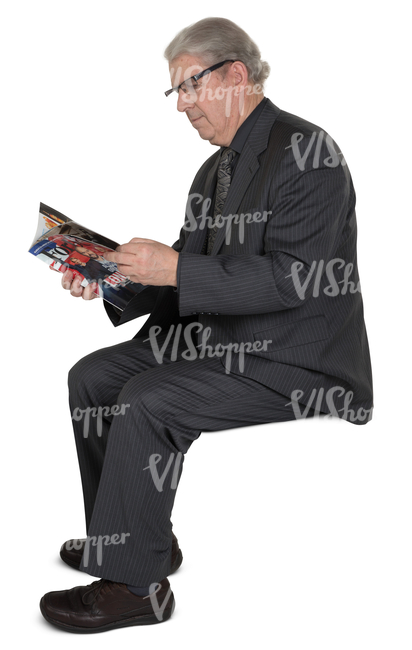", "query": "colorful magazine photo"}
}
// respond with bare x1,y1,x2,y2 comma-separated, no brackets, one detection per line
29,203,149,311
